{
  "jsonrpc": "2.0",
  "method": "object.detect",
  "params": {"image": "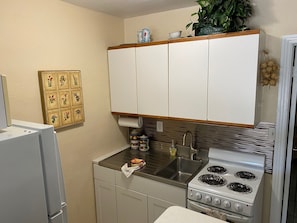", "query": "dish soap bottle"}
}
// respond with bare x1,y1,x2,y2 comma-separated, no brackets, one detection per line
169,139,177,157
